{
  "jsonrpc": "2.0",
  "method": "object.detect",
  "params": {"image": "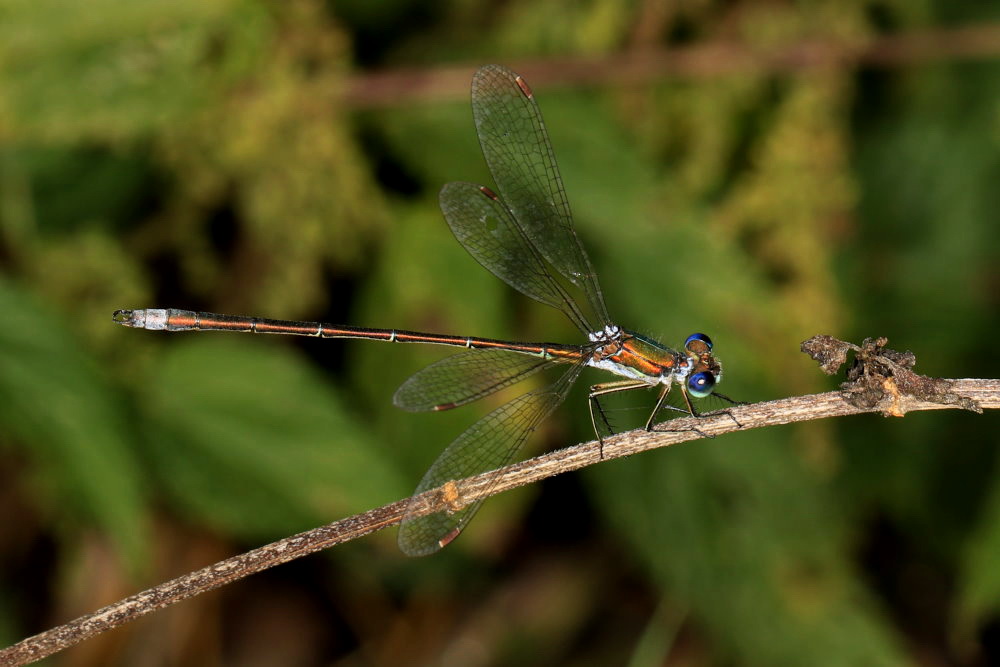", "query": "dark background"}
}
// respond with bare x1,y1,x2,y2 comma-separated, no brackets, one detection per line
1,0,998,664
